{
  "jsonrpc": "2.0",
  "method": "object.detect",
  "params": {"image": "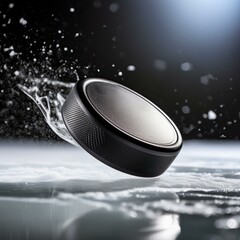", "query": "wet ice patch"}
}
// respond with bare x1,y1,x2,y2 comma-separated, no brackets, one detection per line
0,141,239,188
0,141,240,223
